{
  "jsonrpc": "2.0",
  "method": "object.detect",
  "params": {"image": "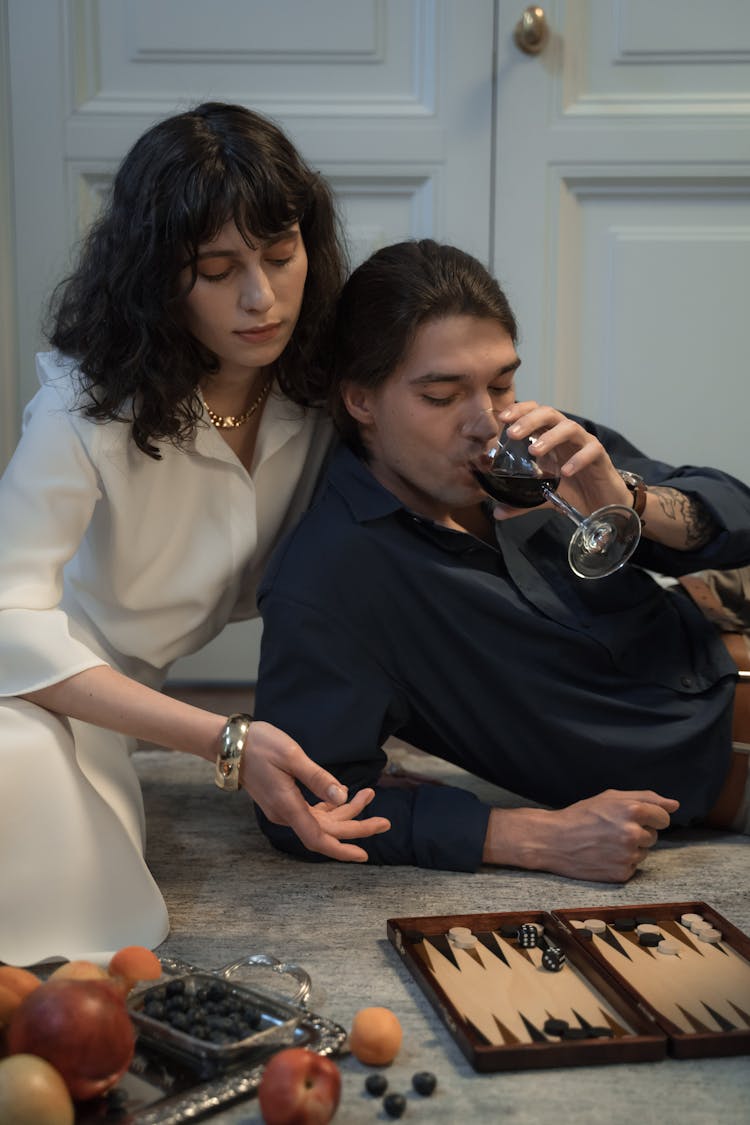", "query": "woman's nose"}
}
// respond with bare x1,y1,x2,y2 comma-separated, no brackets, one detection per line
239,266,275,313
